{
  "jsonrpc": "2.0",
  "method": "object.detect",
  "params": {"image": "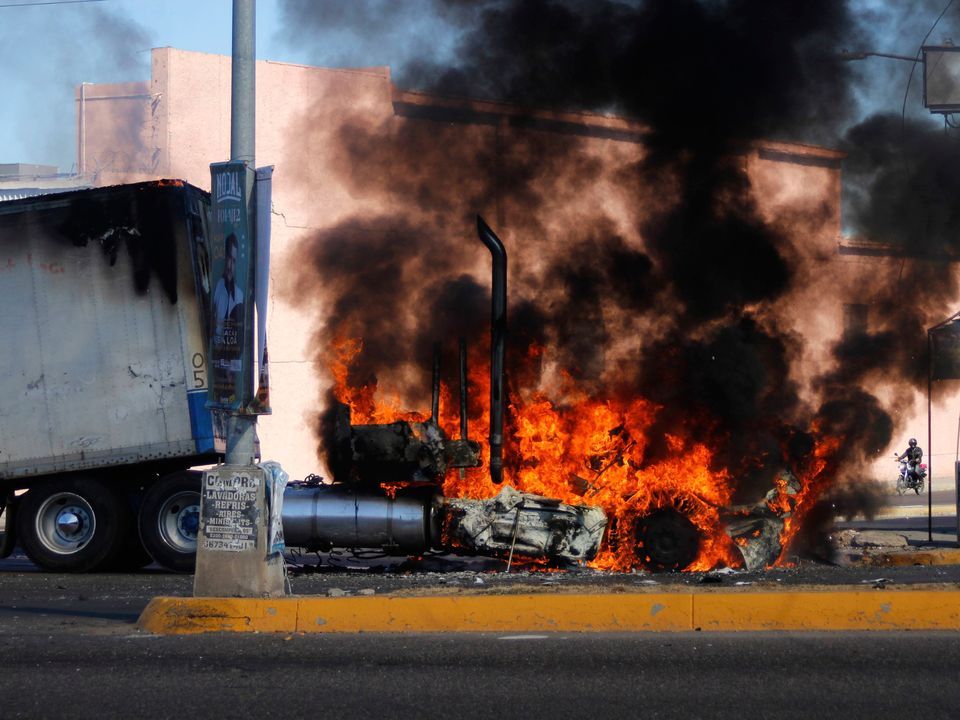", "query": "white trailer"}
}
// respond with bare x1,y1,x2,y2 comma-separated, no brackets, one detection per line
0,181,221,572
